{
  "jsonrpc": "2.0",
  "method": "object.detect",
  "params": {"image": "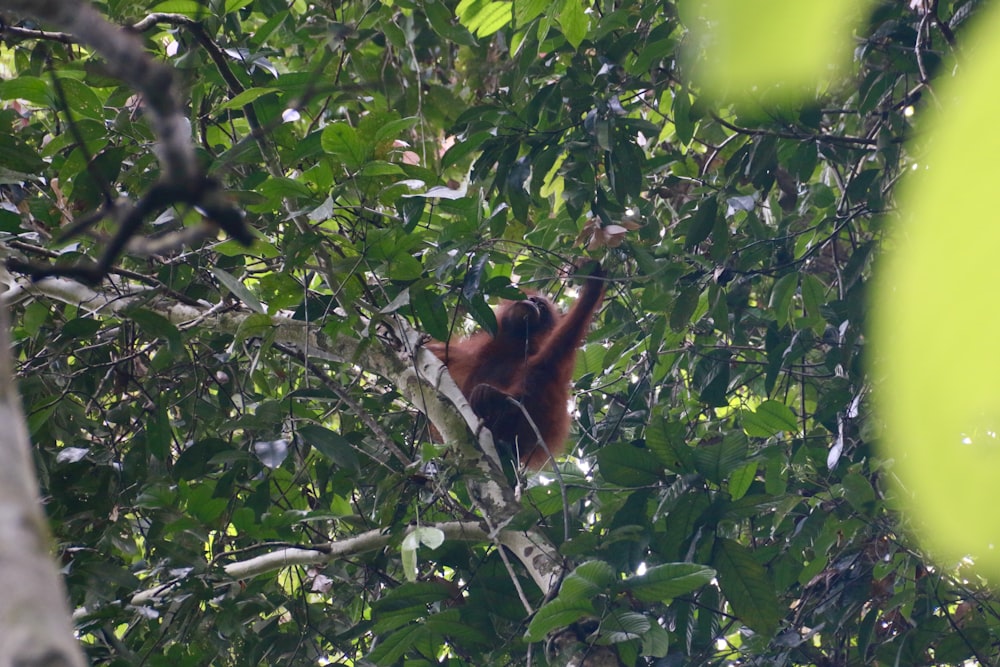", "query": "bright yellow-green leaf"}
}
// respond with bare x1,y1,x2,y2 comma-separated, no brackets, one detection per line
514,0,548,26
680,0,871,101
873,2,1000,579
225,0,255,12
150,1,207,16
558,0,588,49
455,0,513,37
